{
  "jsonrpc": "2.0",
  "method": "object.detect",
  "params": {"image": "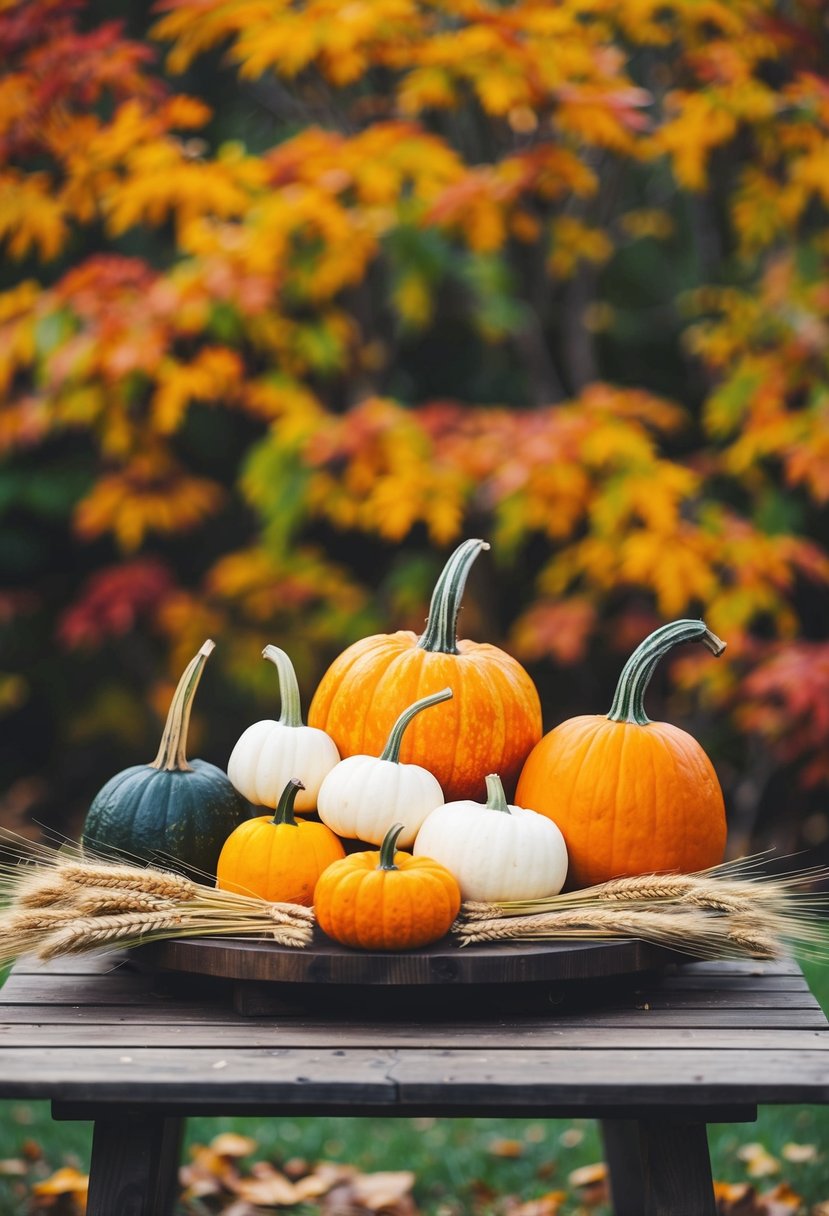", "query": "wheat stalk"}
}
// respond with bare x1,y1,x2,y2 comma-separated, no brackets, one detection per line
455,906,784,959
454,859,829,960
56,861,198,901
0,832,315,964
